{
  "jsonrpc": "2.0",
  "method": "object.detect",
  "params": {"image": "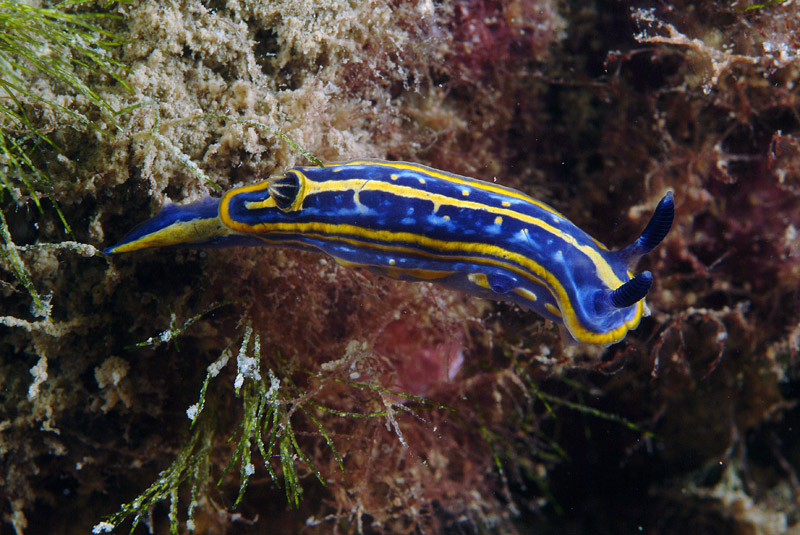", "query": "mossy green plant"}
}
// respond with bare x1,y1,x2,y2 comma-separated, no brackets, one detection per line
95,315,454,533
0,208,50,316
219,325,333,510
0,0,130,316
91,415,215,535
0,0,131,207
